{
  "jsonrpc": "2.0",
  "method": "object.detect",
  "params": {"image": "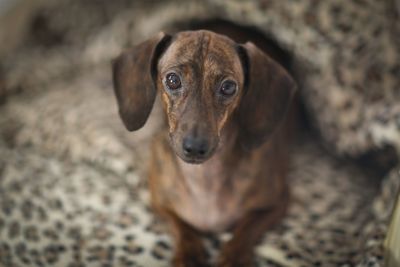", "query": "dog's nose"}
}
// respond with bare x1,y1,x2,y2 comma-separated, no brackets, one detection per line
182,136,209,157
